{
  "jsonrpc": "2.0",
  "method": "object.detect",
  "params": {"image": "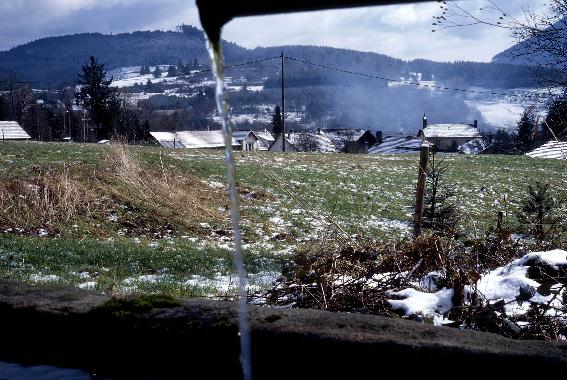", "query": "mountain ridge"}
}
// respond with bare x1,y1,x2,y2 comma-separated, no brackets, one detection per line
0,25,544,89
